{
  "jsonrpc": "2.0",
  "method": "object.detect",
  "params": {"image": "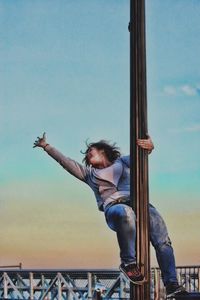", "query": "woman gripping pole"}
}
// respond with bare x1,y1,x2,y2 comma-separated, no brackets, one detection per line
33,132,186,298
